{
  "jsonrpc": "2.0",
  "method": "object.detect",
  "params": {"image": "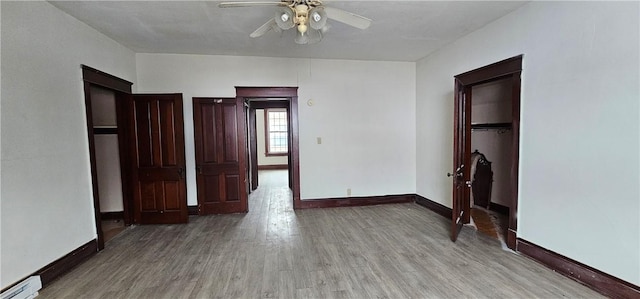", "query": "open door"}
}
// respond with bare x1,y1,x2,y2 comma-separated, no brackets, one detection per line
193,97,247,214
129,93,188,224
450,79,472,241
